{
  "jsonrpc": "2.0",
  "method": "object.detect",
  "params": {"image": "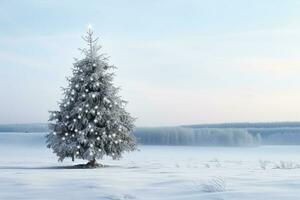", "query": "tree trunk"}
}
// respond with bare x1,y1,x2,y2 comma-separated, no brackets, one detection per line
86,159,102,168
